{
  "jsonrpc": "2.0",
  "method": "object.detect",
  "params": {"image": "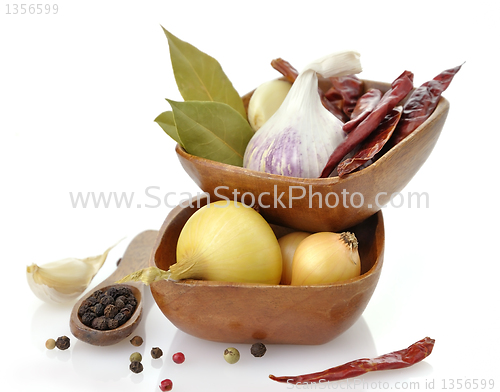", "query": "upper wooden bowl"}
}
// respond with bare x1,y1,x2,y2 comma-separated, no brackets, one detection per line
149,195,384,345
176,79,449,232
